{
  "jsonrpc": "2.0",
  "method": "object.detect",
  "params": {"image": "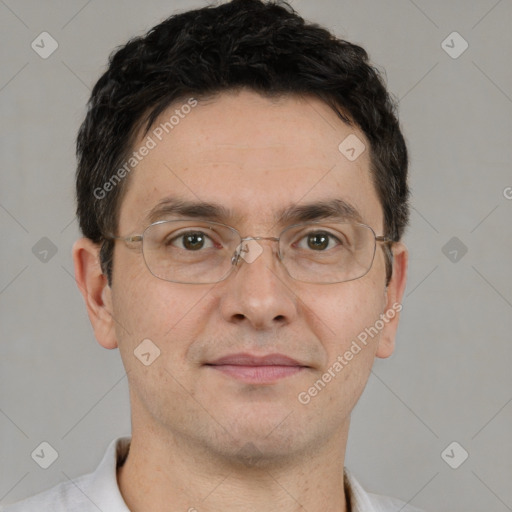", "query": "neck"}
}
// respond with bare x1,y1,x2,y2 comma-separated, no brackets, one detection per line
117,425,349,512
